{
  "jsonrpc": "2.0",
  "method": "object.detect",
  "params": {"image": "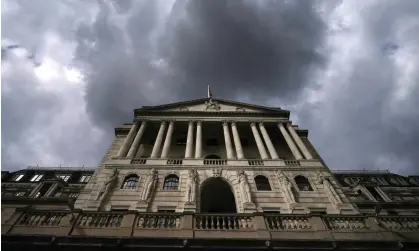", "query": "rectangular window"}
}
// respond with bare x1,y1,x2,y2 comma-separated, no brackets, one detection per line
13,174,25,181
30,174,43,182
57,174,71,182
79,175,91,183
371,177,388,186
